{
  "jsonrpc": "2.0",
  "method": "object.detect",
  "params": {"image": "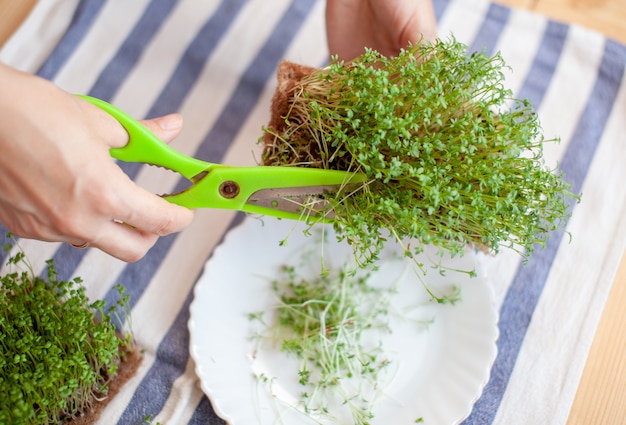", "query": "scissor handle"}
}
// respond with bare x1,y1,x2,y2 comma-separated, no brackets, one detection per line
165,165,365,212
78,95,368,219
79,95,209,180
